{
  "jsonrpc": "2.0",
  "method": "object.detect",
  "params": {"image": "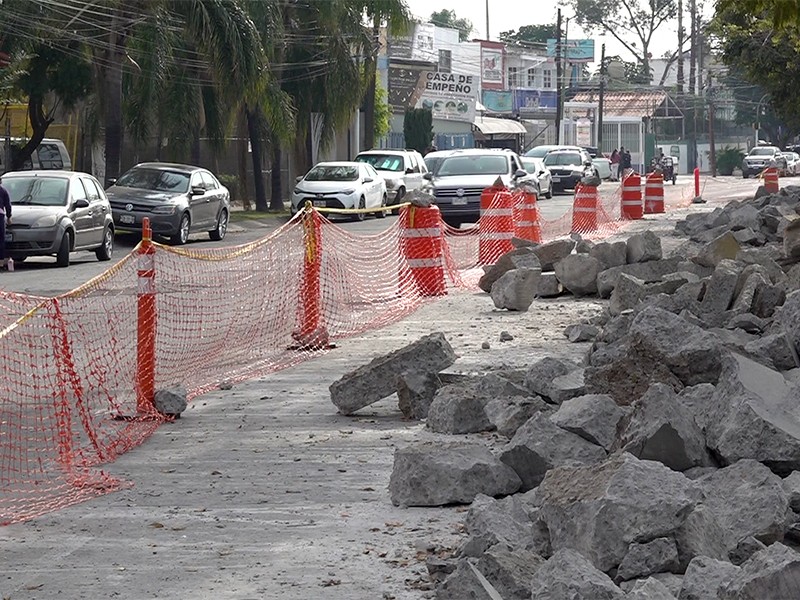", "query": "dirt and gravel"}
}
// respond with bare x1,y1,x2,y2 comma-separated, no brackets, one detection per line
0,177,762,599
